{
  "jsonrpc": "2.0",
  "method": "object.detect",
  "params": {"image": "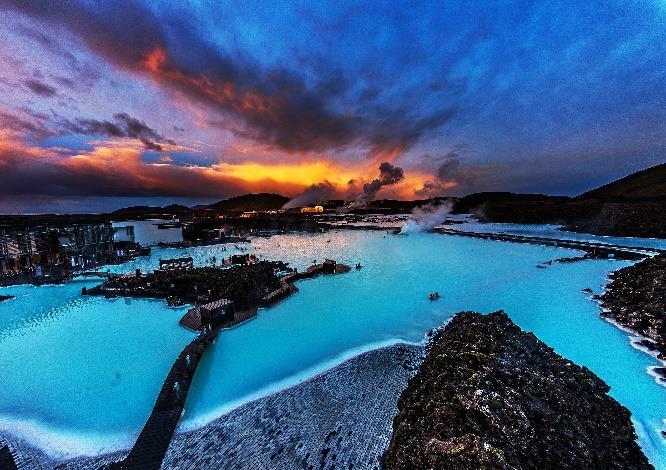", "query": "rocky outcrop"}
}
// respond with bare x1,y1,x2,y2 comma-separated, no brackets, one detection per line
85,261,288,308
598,254,666,363
0,295,14,302
383,311,651,470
